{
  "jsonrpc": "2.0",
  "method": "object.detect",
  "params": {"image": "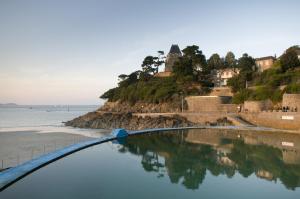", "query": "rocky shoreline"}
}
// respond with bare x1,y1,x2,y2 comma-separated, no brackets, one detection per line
65,111,196,130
